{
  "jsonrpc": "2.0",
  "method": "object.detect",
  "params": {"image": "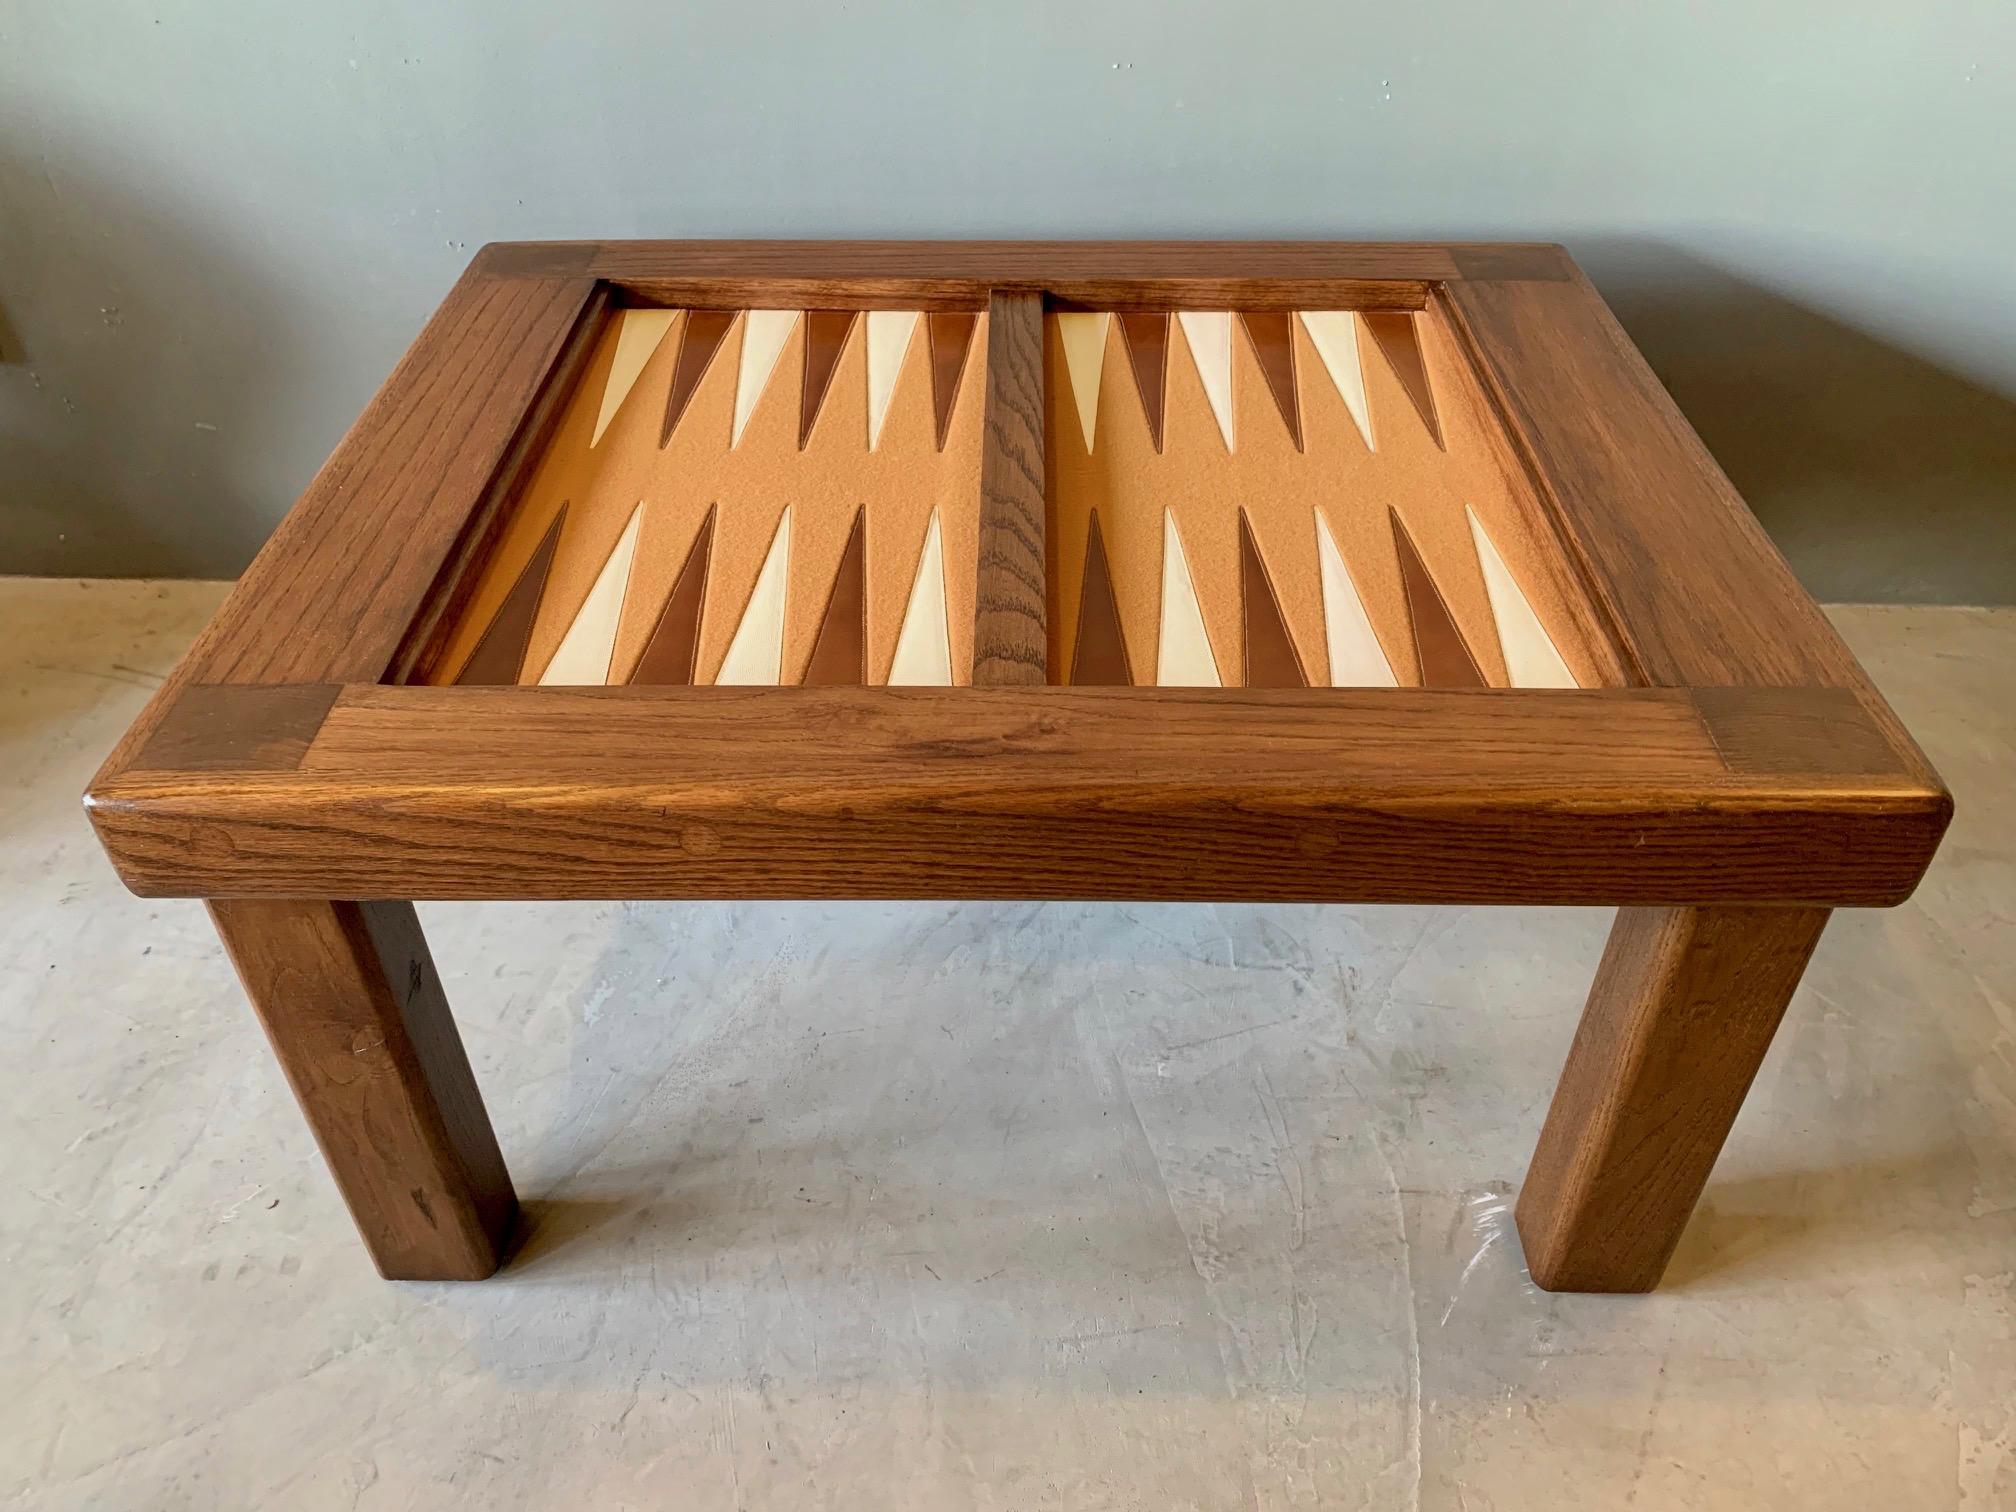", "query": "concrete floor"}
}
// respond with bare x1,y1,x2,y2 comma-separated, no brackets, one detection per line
3,577,2012,1510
